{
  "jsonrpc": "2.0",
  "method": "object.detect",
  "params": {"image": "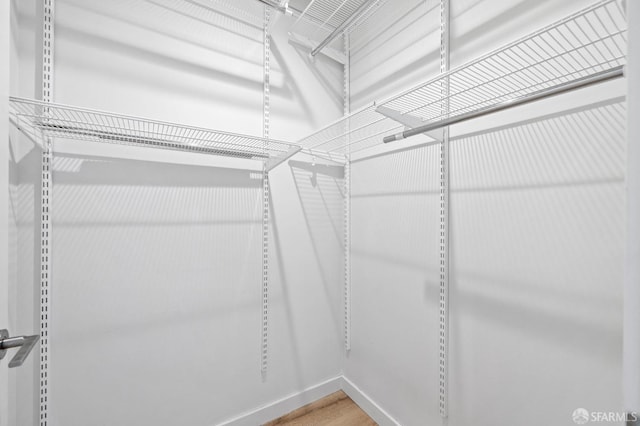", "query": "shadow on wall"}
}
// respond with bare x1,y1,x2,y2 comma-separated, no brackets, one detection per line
43,153,264,340
288,159,344,336
349,0,441,105
351,144,440,274
11,142,346,425
347,128,442,424
445,98,626,425
287,42,344,114
353,97,626,357
16,149,278,425
18,0,292,132
448,97,625,355
348,95,626,425
51,0,278,107
350,0,563,108
270,37,342,125
8,128,41,426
